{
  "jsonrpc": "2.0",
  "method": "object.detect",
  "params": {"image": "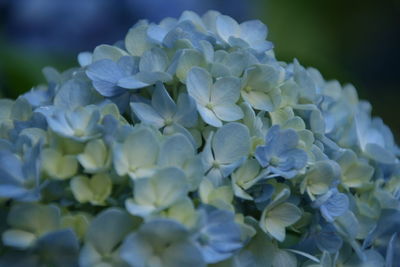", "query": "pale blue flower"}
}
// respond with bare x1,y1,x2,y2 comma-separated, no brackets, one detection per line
131,82,198,130
363,210,400,264
119,47,172,87
195,206,243,263
52,78,102,110
125,167,189,217
39,105,102,142
241,63,285,111
120,219,205,267
125,20,155,57
255,125,308,178
0,143,41,201
187,67,243,127
211,49,258,78
312,188,349,222
312,221,343,253
157,133,204,190
86,56,145,97
201,122,250,184
0,10,399,266
215,15,273,53
112,125,160,179
355,103,399,164
2,203,61,249
79,208,138,267
163,20,215,49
